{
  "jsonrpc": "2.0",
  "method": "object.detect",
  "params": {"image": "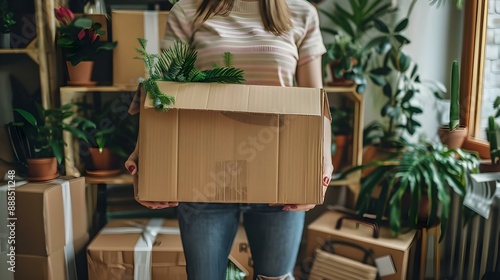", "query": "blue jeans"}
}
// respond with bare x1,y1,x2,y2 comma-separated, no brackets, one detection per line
177,203,305,280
